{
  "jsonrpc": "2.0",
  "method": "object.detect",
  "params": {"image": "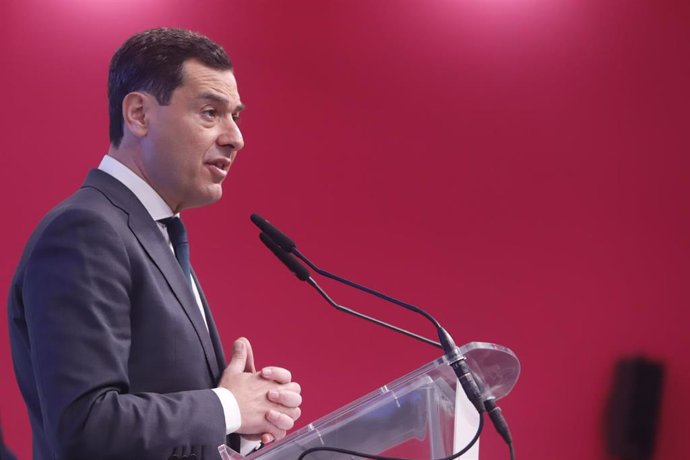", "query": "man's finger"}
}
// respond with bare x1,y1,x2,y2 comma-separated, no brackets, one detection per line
281,407,301,422
225,339,248,374
239,337,256,373
267,428,287,442
260,367,292,384
268,390,302,408
281,382,301,394
266,409,295,431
